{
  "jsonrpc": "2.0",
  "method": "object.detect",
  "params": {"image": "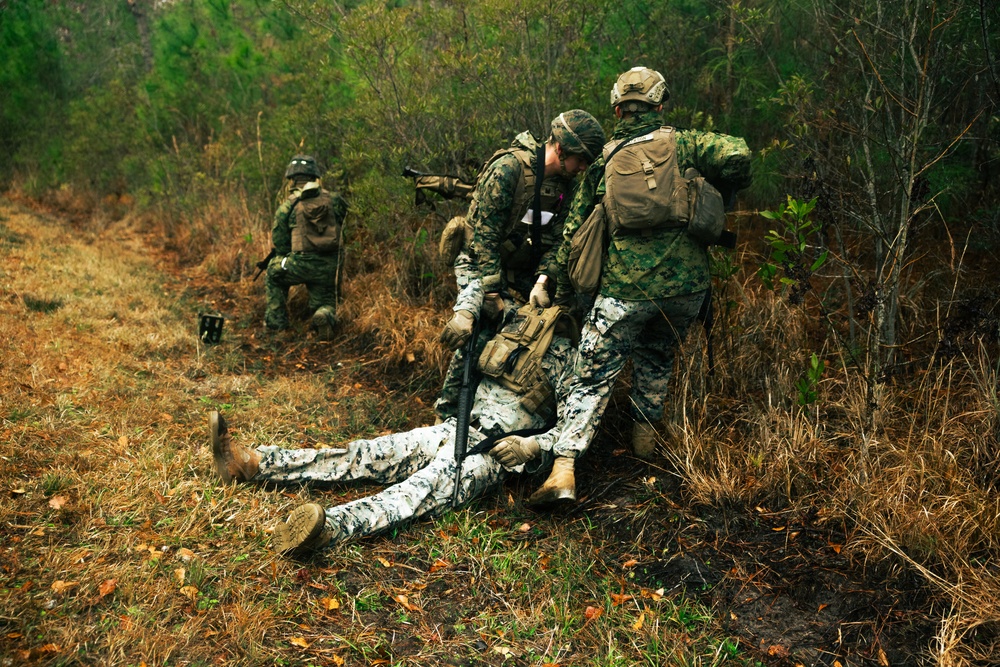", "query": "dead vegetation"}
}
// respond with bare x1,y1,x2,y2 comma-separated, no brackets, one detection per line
1,194,999,667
